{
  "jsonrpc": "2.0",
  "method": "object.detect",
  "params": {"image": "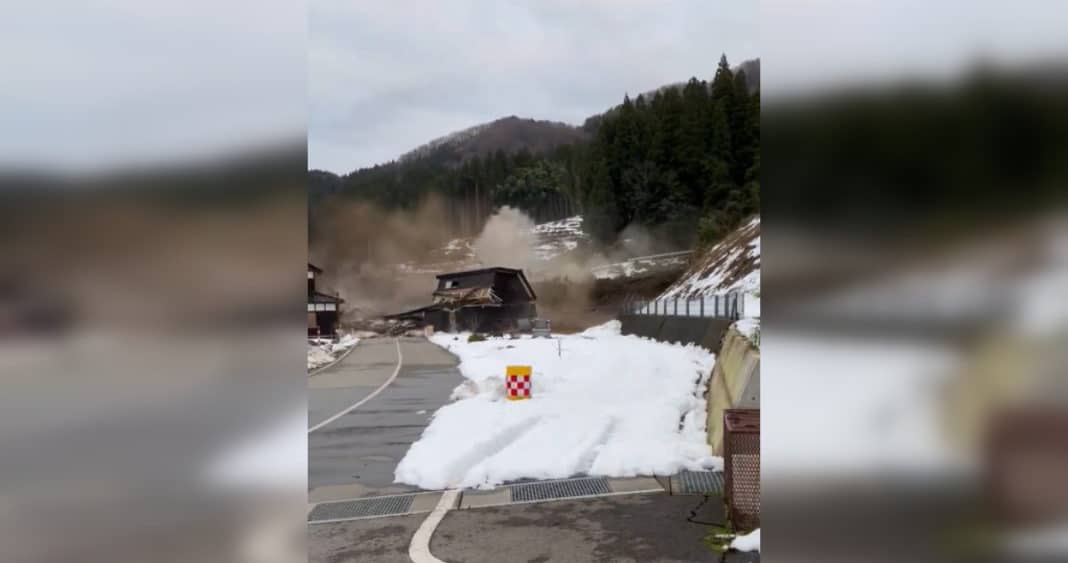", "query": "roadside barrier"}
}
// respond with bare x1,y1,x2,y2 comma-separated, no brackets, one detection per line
618,315,733,352
621,292,743,320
